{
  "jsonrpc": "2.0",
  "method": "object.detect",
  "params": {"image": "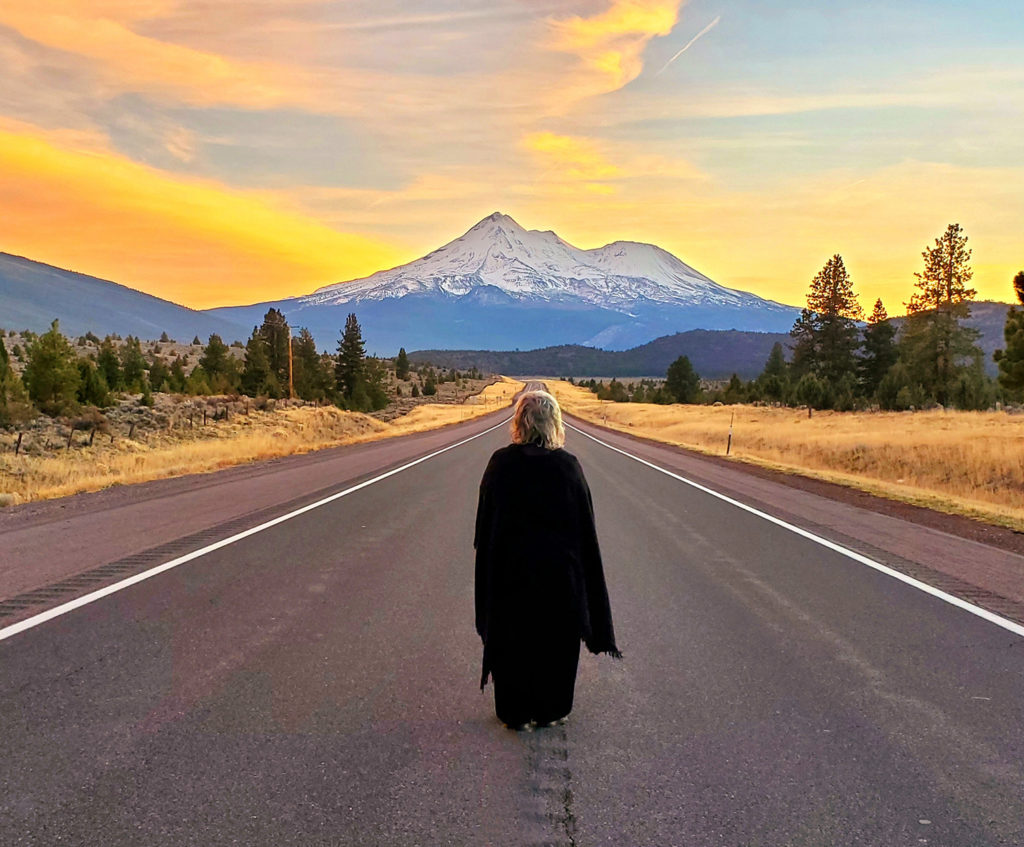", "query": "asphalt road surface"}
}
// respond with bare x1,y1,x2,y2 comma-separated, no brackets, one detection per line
2,411,1023,846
